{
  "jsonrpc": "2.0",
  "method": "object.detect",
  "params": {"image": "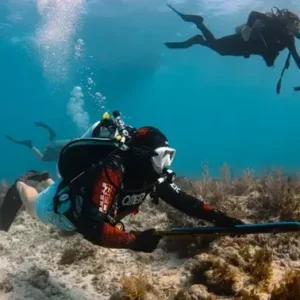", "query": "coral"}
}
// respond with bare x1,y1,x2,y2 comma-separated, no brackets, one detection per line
174,284,216,300
205,258,242,296
270,270,300,300
245,247,273,286
109,275,155,300
237,288,261,300
197,162,230,206
187,241,274,297
187,254,242,296
232,169,258,196
255,170,300,220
